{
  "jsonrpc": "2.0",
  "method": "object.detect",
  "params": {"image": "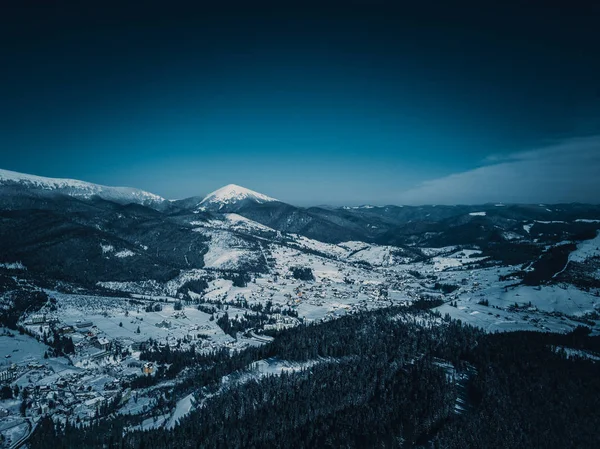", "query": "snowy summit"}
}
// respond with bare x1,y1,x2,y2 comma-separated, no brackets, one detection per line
197,184,278,211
